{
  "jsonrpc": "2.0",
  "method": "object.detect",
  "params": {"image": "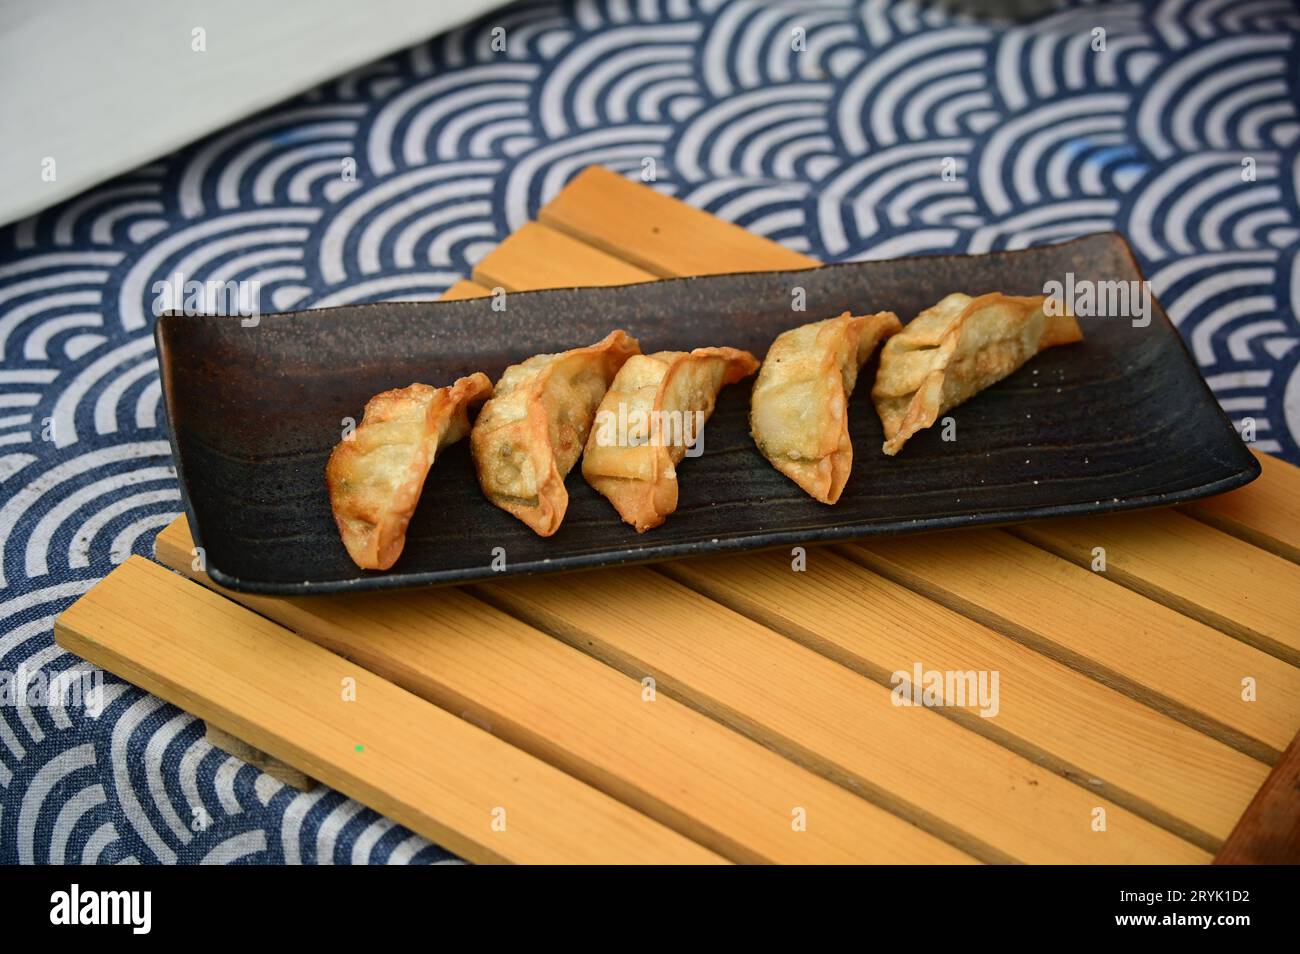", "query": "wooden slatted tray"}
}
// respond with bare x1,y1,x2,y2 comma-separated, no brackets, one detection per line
55,167,1300,864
